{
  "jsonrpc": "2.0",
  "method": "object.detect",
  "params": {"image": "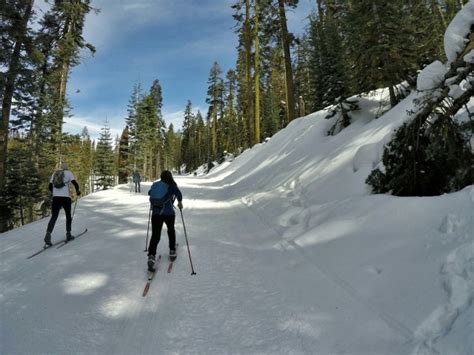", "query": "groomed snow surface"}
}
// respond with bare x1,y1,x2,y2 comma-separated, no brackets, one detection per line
1,90,473,355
